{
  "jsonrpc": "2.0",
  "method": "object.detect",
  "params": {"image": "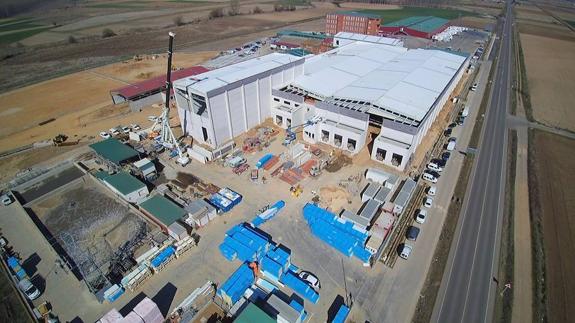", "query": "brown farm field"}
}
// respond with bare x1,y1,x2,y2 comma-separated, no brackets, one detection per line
0,51,214,151
530,130,575,323
519,32,575,131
